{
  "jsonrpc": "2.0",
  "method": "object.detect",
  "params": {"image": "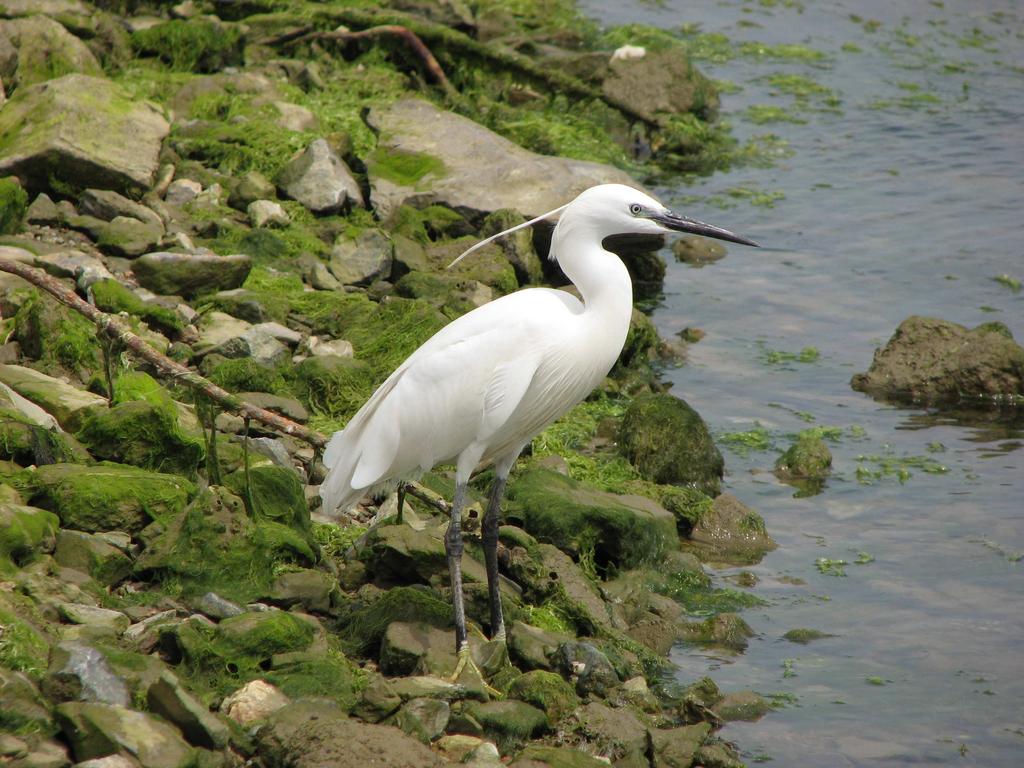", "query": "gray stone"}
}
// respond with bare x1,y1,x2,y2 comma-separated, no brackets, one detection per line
0,15,101,90
267,569,337,613
365,99,641,222
220,679,289,725
0,75,169,197
307,262,341,291
684,493,776,566
54,702,195,768
601,47,717,126
75,755,141,768
248,199,289,228
307,337,353,358
164,179,202,206
394,697,450,742
507,621,571,671
248,437,297,471
53,530,132,585
713,690,771,722
0,365,106,430
147,671,230,749
132,251,251,298
379,621,451,676
26,193,62,225
273,101,318,132
228,170,275,210
276,138,362,214
123,610,179,647
194,311,251,355
57,603,130,635
192,592,244,620
329,229,393,286
553,642,619,698
650,722,712,768
572,702,647,765
42,641,130,707
237,391,308,422
78,189,163,229
95,217,163,258
388,676,466,702
672,235,726,265
215,325,290,366
252,321,302,346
